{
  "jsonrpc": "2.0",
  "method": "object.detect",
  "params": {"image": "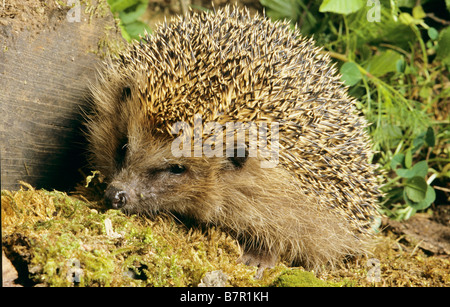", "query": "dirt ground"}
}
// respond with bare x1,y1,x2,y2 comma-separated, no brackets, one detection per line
323,208,450,286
